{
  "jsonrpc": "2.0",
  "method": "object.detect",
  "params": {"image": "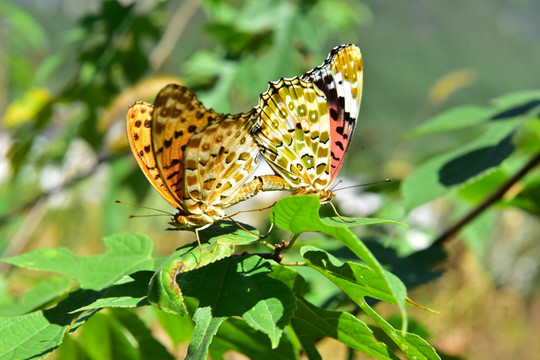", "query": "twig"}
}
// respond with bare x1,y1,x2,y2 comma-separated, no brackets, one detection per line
150,0,201,72
0,152,119,229
433,148,540,247
255,240,289,263
0,198,47,273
